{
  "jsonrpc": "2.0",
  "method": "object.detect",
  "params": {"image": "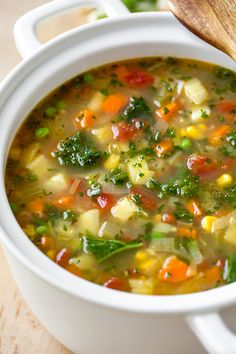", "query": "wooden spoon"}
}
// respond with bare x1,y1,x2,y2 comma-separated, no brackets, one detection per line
168,0,236,61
